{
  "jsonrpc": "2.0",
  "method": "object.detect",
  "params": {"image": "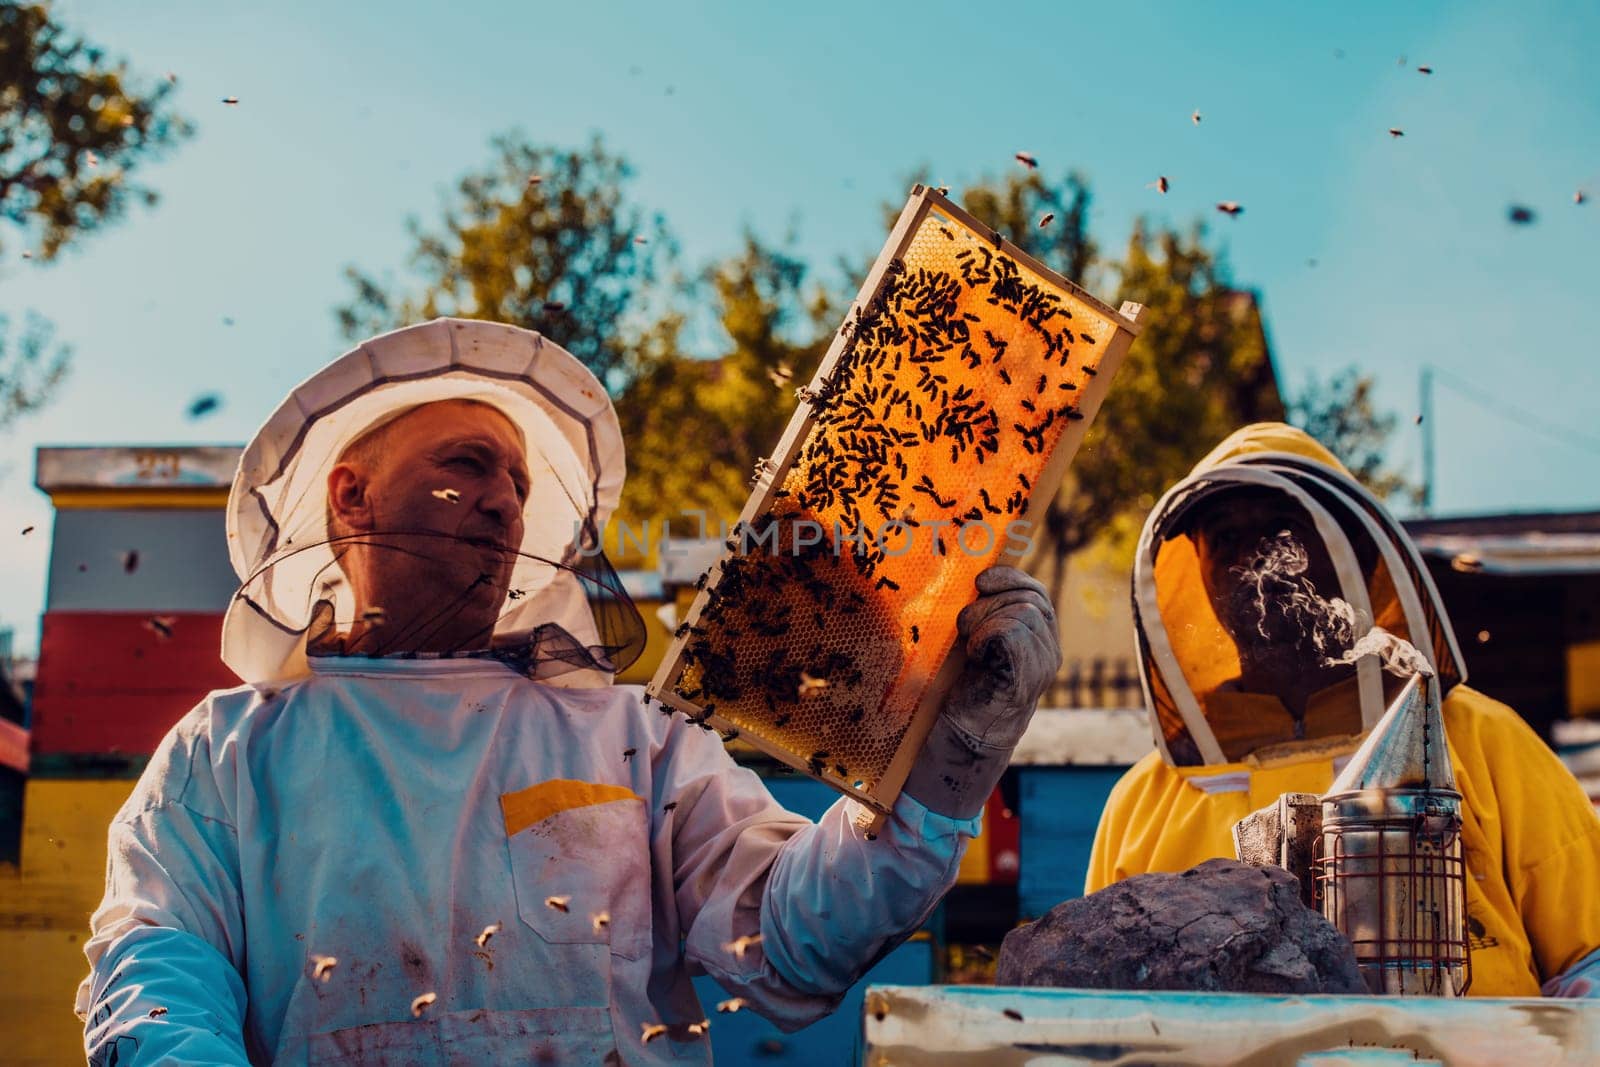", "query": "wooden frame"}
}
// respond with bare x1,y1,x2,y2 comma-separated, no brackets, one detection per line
647,185,1143,828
